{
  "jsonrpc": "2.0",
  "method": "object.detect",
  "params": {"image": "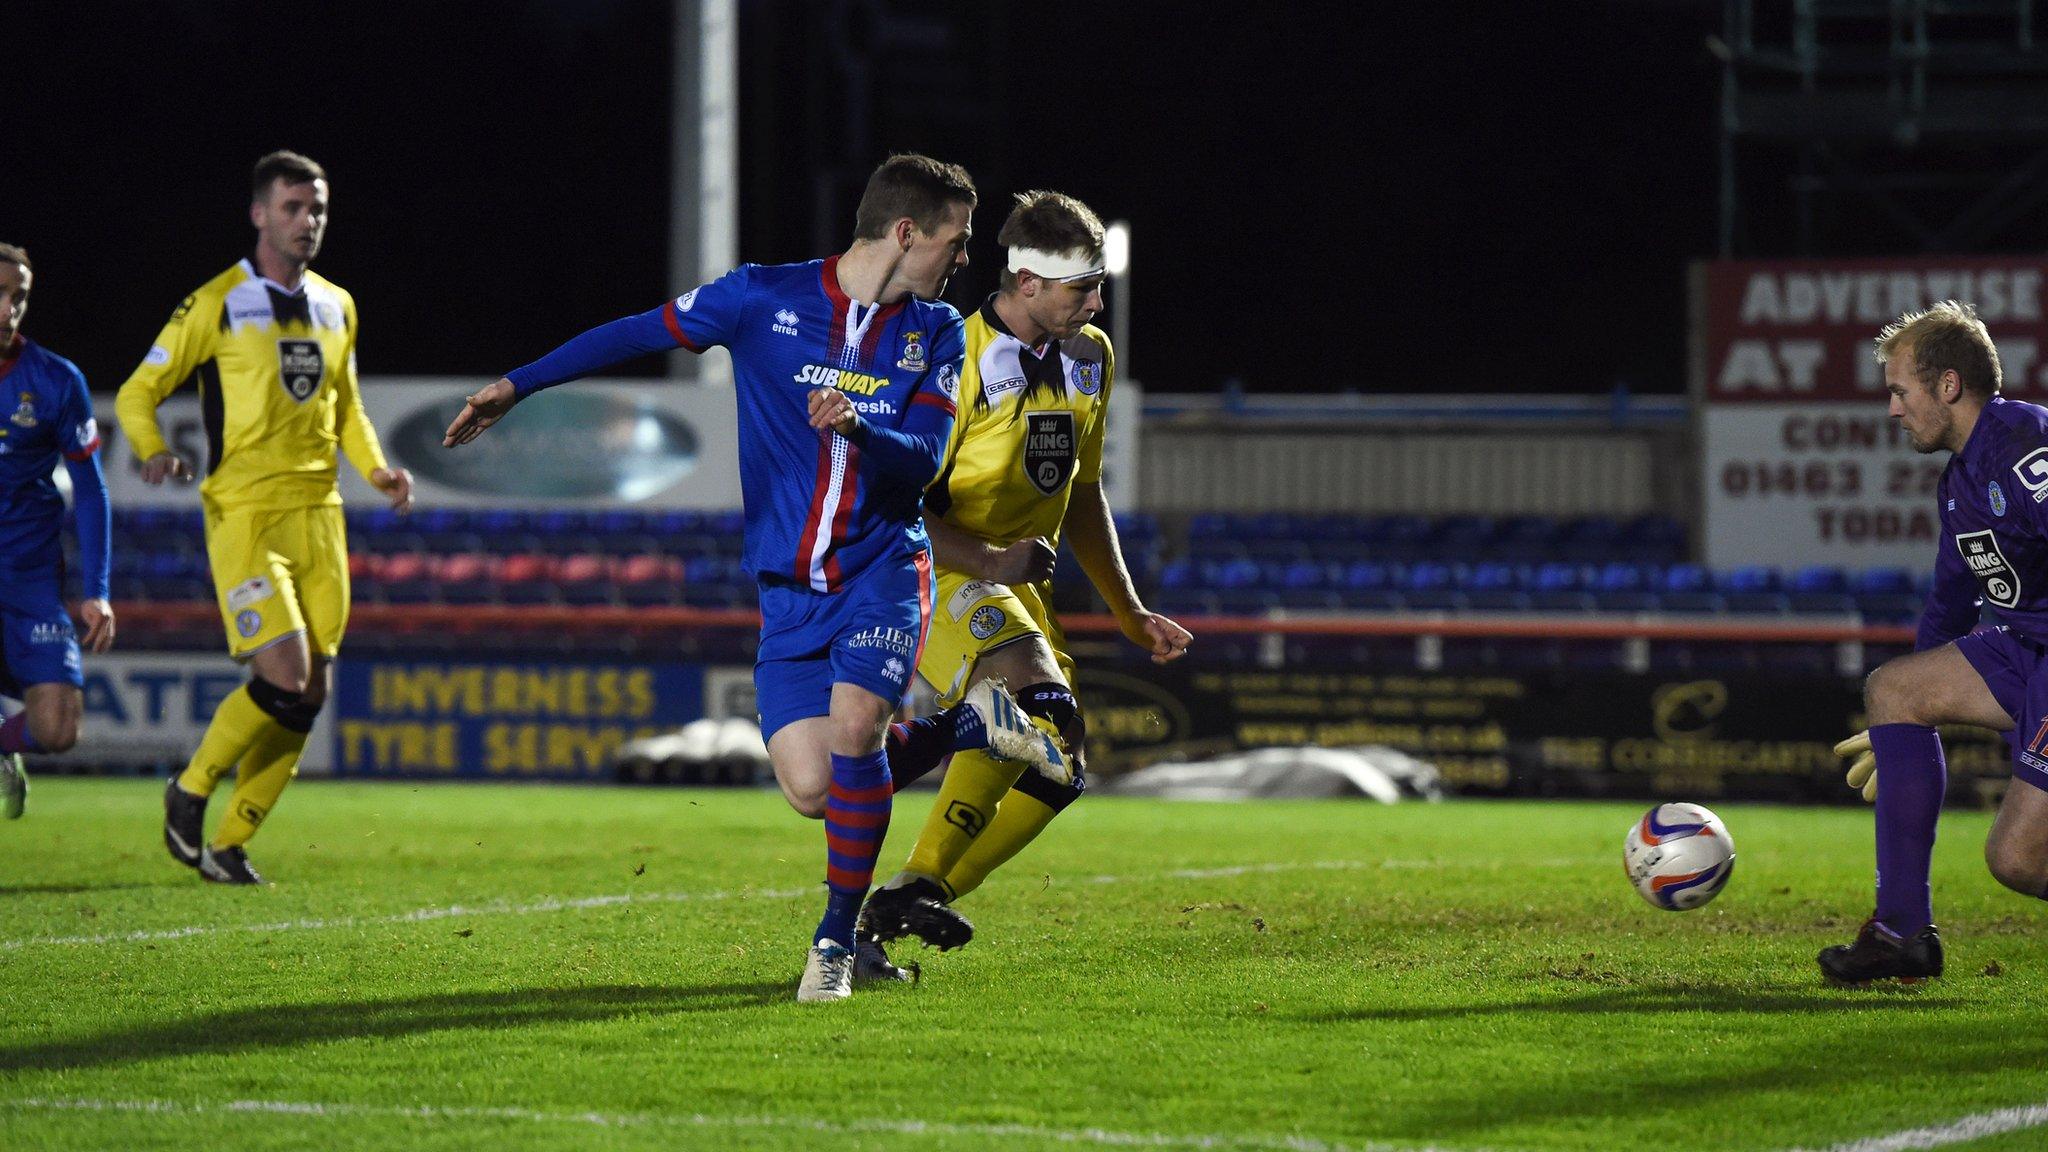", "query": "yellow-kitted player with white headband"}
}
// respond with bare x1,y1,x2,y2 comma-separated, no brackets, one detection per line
856,190,1192,977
